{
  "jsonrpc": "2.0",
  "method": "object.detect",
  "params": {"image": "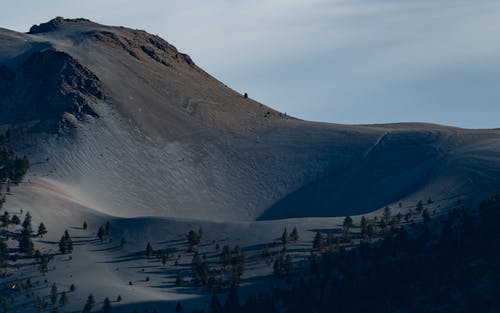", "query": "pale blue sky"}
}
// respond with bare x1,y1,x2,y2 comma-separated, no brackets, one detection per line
1,0,499,128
